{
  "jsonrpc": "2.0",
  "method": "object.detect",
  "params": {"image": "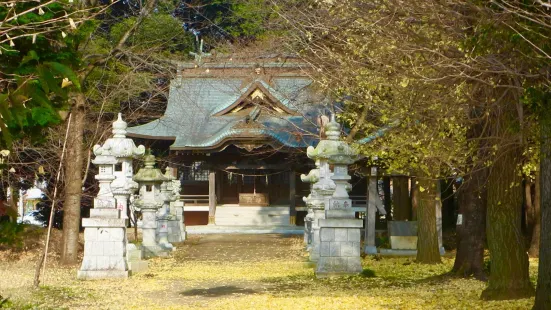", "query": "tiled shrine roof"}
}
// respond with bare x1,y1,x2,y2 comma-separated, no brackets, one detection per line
127,61,327,151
